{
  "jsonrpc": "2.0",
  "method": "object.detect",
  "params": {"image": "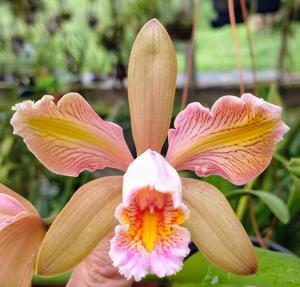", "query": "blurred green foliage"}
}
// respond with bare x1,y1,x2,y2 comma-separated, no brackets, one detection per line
172,248,300,287
0,0,299,86
0,0,188,83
